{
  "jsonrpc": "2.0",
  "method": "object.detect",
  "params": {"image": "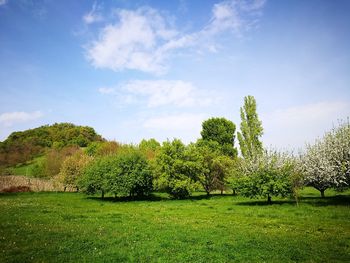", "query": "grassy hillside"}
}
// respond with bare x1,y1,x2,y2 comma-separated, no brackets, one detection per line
0,188,349,262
